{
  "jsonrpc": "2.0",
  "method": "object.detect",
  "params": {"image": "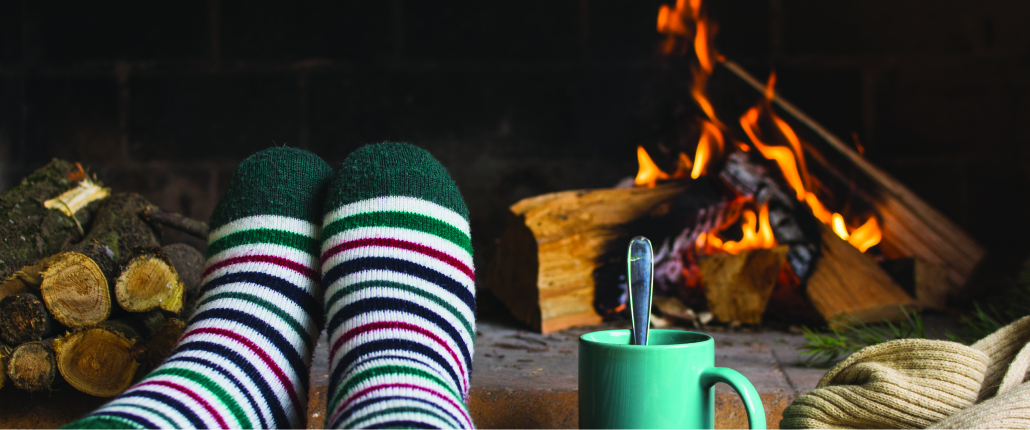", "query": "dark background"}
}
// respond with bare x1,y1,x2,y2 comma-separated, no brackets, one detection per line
1,1,1028,298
